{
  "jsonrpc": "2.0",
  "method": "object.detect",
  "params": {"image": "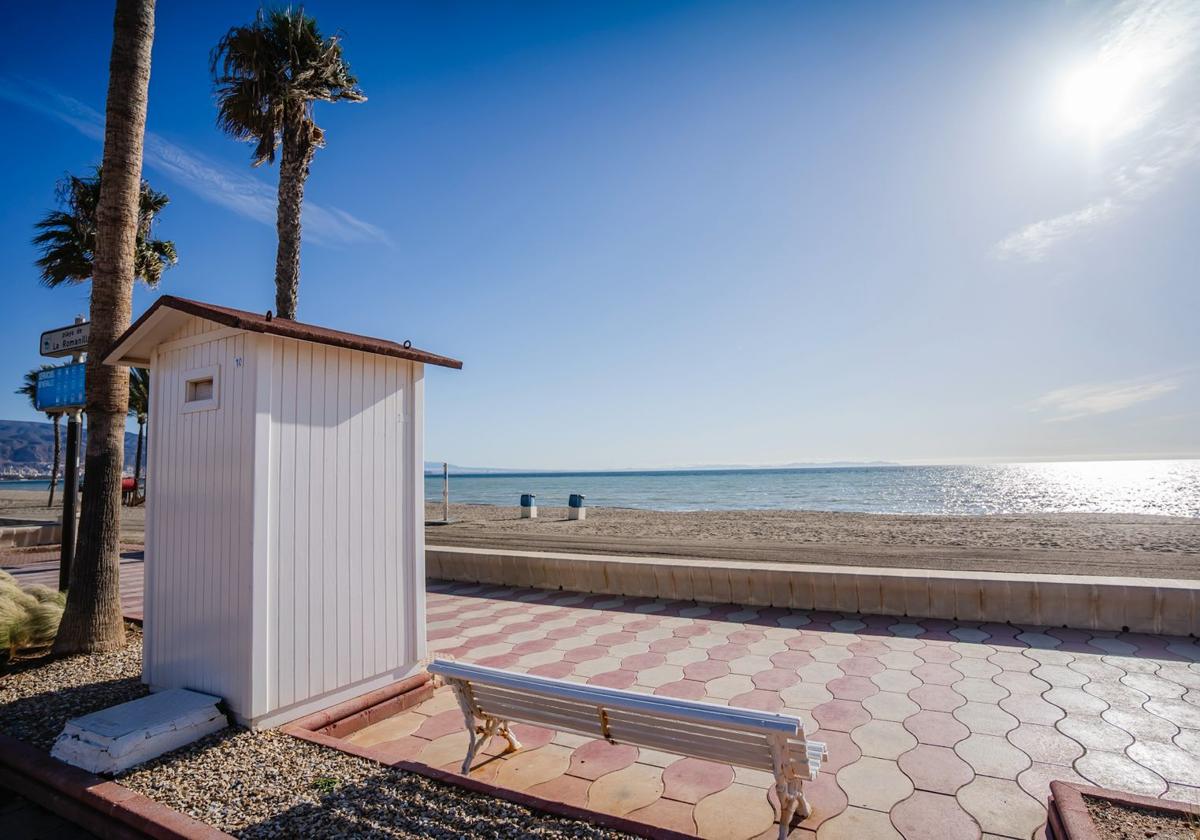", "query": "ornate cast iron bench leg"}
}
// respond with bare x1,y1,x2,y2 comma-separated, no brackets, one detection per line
498,721,522,752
